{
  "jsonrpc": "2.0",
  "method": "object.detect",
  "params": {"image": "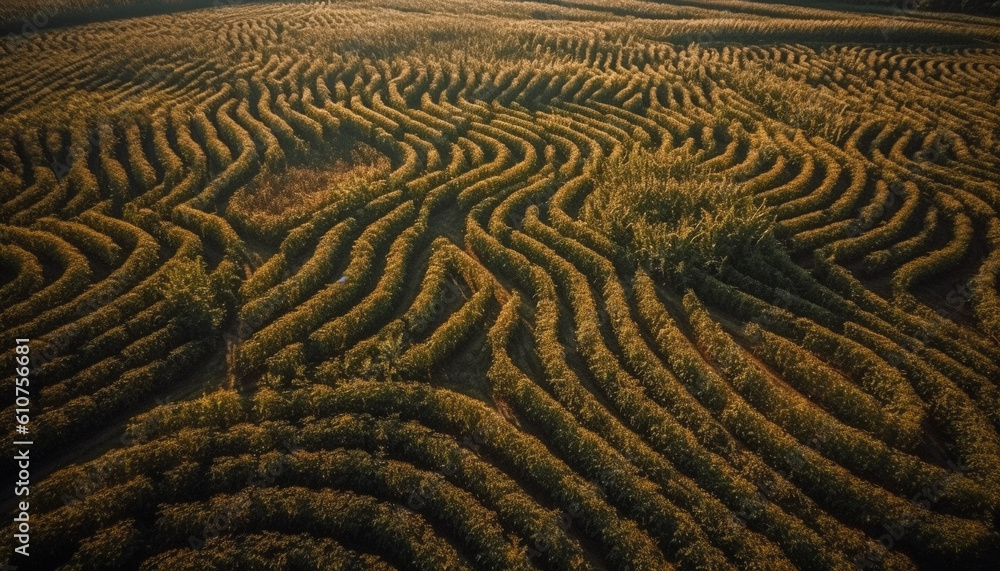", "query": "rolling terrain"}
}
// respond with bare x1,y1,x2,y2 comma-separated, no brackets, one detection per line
2,0,1000,569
